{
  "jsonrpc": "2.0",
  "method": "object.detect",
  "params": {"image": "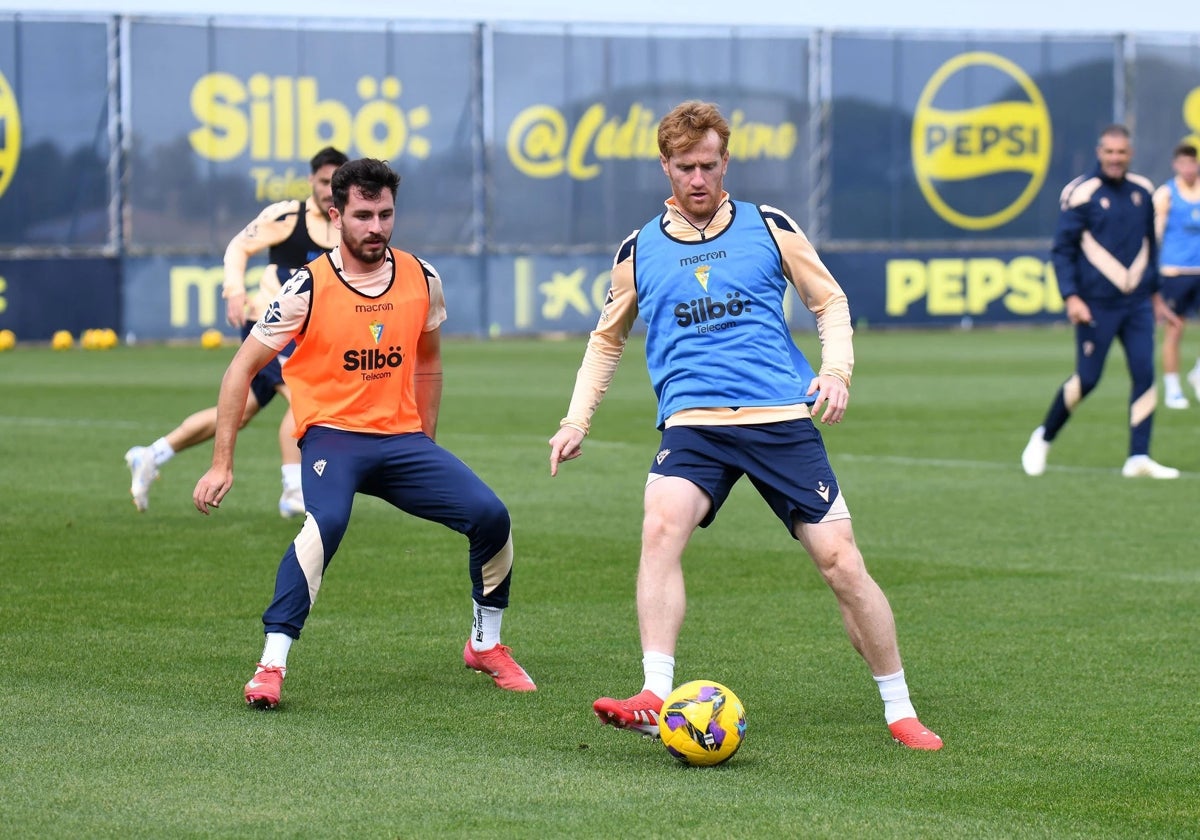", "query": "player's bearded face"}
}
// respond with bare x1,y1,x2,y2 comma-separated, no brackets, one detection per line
662,130,728,225
336,185,395,266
